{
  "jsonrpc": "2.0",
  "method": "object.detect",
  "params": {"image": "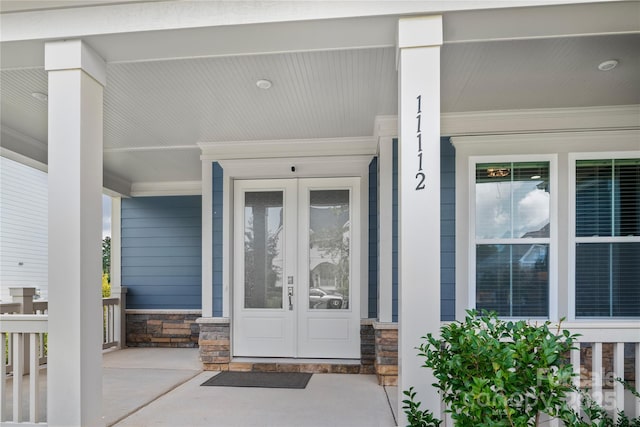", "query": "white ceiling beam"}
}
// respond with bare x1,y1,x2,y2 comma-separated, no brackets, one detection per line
373,105,640,137
2,1,631,70
1,0,619,43
198,136,377,161
444,2,639,43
